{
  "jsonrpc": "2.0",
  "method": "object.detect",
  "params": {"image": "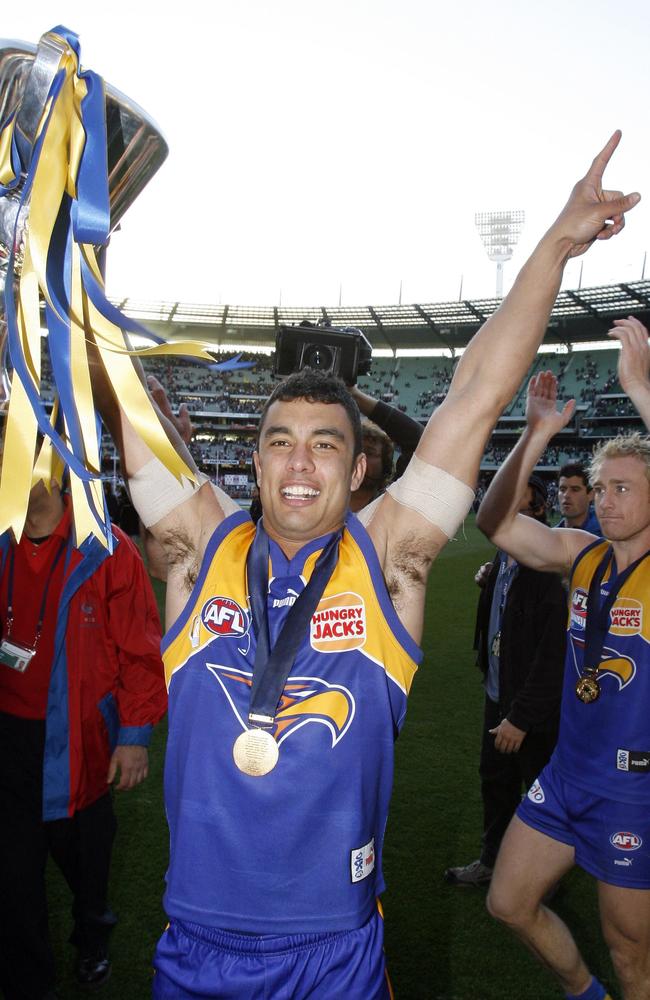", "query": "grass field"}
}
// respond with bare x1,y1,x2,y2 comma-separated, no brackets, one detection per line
47,517,617,999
